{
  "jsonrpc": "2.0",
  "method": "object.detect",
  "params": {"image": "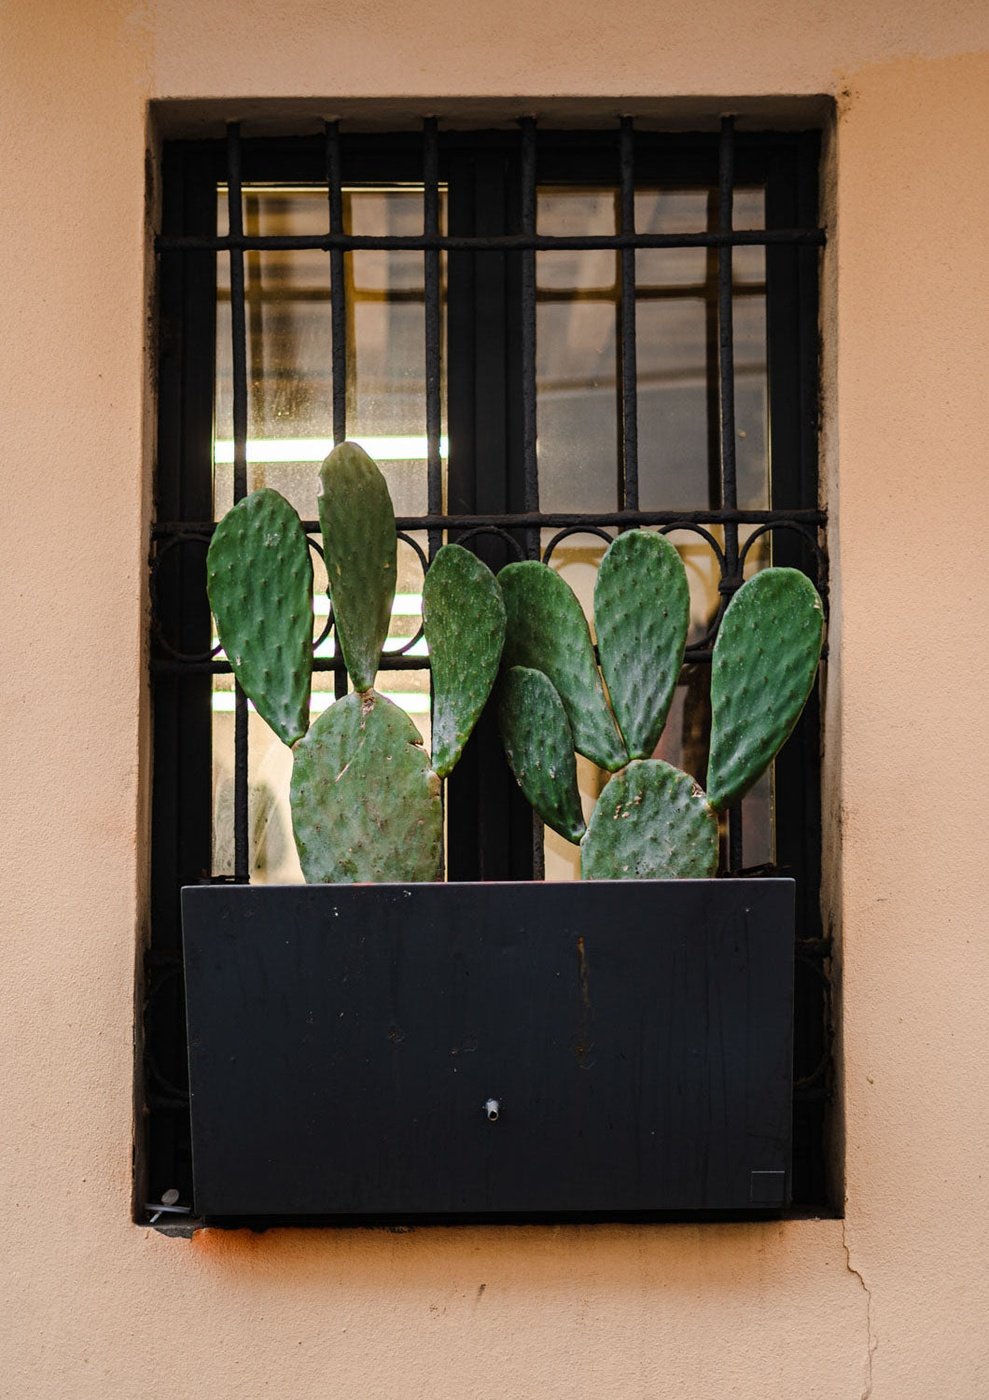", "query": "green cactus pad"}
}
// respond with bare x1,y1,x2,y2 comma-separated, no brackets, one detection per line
318,441,397,693
498,666,586,843
422,544,506,778
594,529,690,759
290,689,442,883
580,760,719,880
707,567,825,813
206,488,313,746
499,560,627,772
